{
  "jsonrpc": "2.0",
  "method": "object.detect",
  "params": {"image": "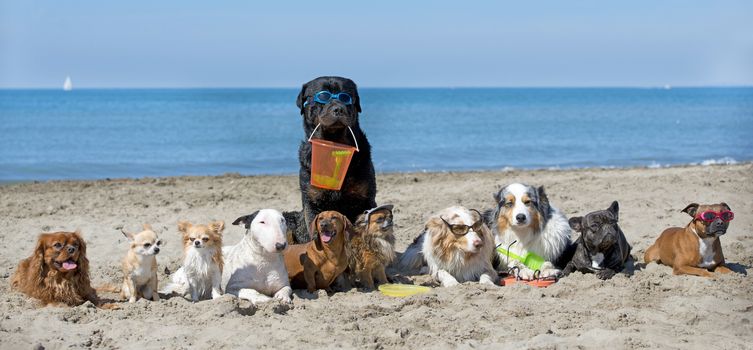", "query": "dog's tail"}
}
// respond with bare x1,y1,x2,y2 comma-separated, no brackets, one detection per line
158,267,188,296
397,232,426,275
95,283,121,294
